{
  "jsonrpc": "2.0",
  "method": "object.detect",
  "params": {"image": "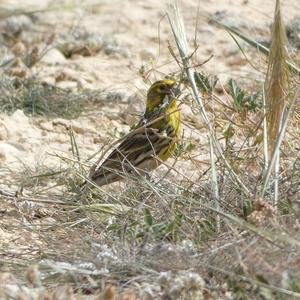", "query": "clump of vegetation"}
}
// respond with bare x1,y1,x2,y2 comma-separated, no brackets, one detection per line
194,71,218,95
0,77,87,118
227,78,261,113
